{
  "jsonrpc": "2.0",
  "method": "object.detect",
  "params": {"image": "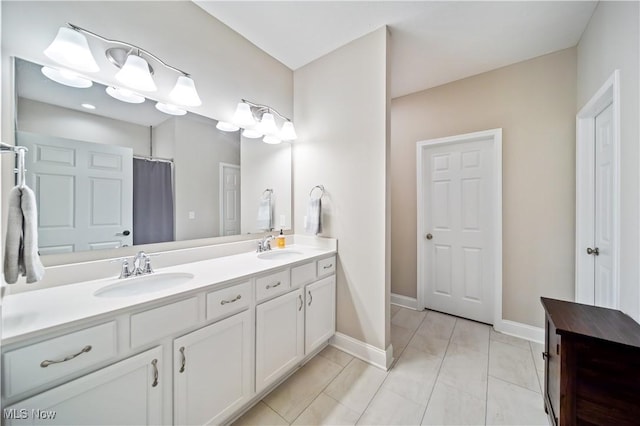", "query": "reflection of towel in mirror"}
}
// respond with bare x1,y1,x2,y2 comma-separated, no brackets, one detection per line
3,186,45,284
304,198,322,235
256,195,273,231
